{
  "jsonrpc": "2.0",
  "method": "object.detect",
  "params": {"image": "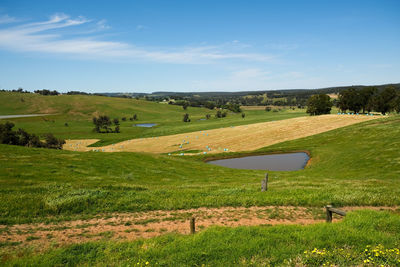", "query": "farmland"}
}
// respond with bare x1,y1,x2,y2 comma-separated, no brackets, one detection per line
1,92,400,265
